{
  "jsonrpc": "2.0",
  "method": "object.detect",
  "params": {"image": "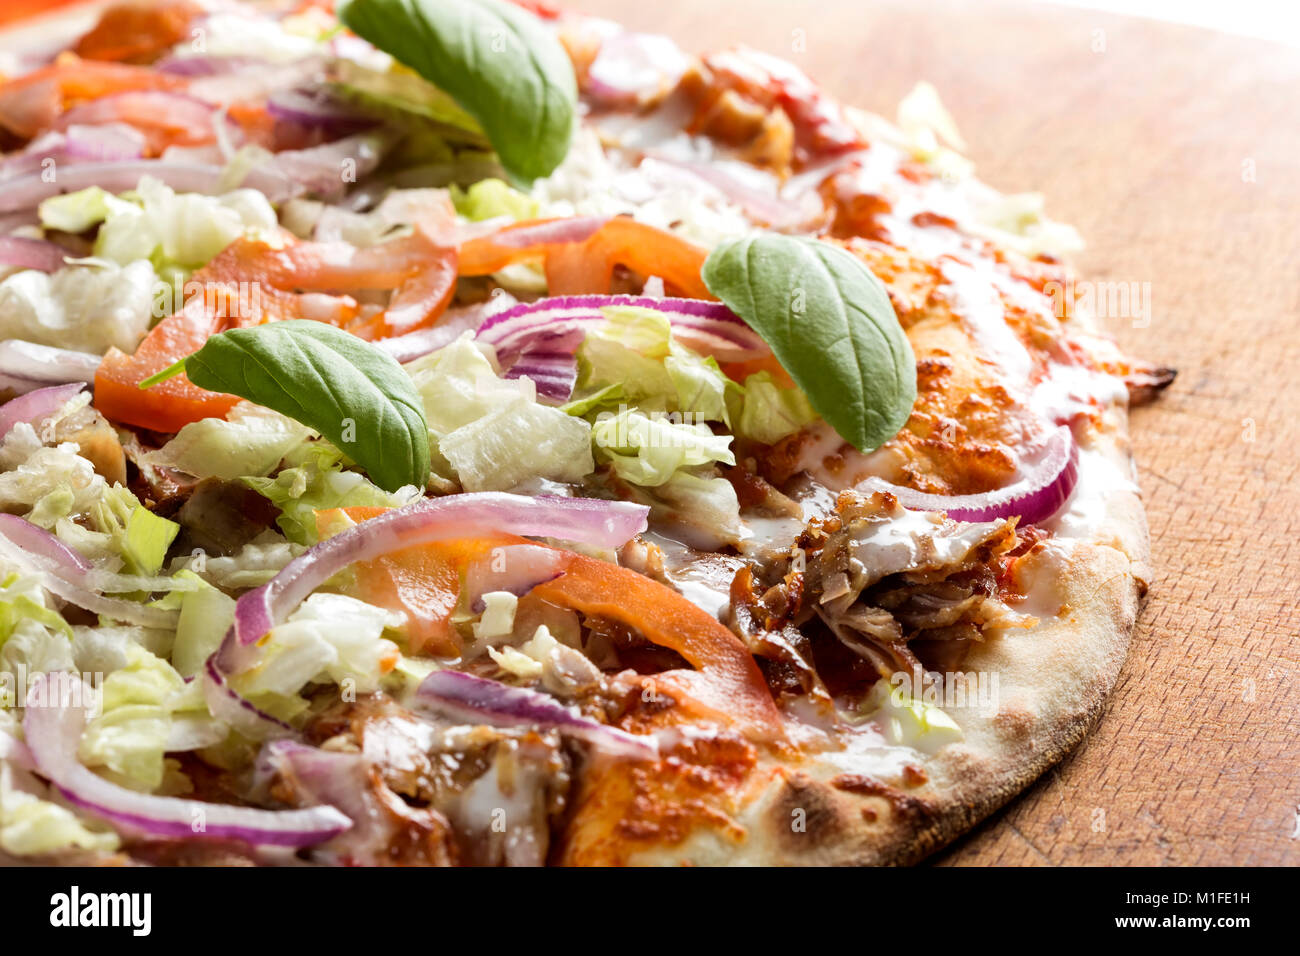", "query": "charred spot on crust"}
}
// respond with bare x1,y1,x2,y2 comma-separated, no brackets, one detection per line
830,773,939,823
769,772,851,851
